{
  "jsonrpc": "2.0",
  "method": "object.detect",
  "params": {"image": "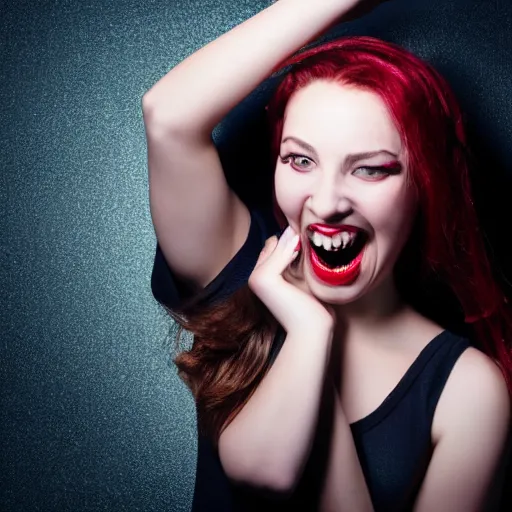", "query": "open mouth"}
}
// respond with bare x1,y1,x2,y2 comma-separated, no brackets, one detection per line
306,226,368,286
308,231,368,269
